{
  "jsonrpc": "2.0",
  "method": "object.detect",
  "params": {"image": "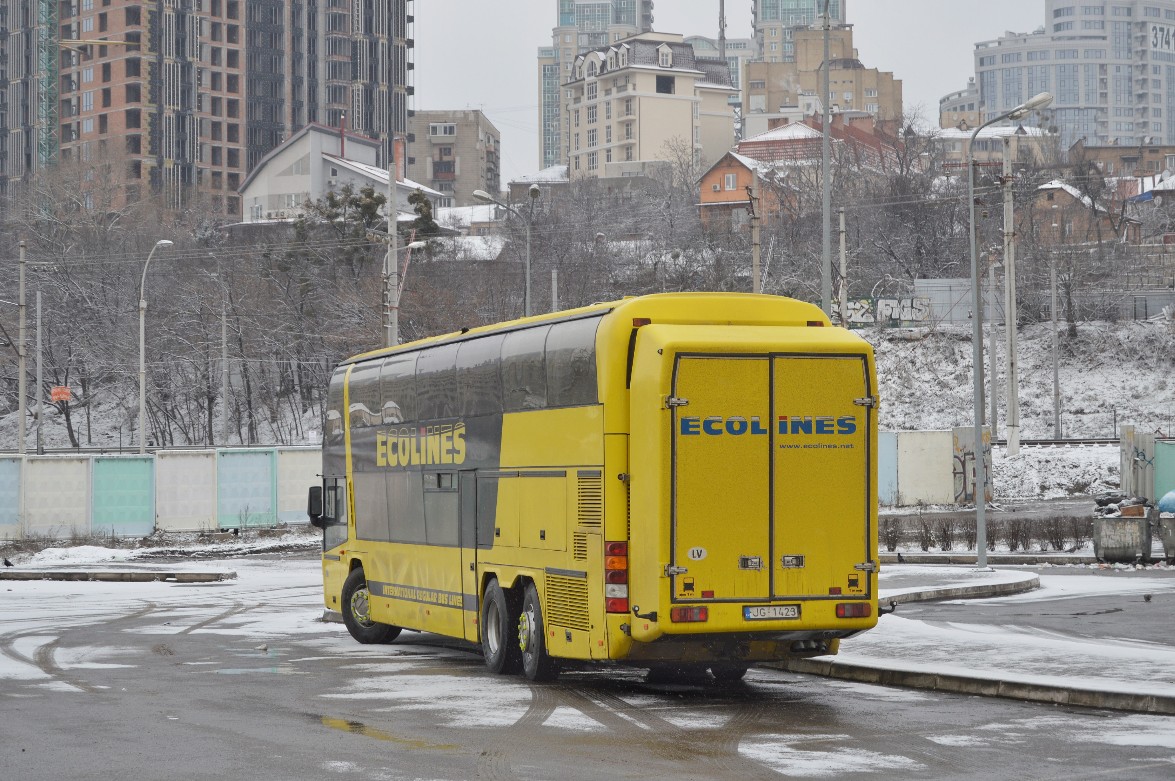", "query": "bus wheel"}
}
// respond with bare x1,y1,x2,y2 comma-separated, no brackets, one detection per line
481,579,521,675
342,568,401,644
710,663,749,683
517,582,558,682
